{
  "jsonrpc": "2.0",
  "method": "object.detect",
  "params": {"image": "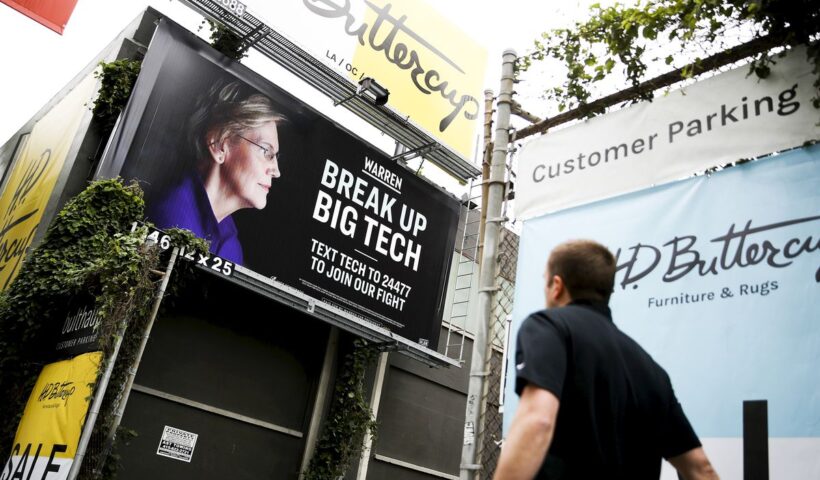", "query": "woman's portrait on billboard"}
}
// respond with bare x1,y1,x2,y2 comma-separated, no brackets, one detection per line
148,80,286,264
